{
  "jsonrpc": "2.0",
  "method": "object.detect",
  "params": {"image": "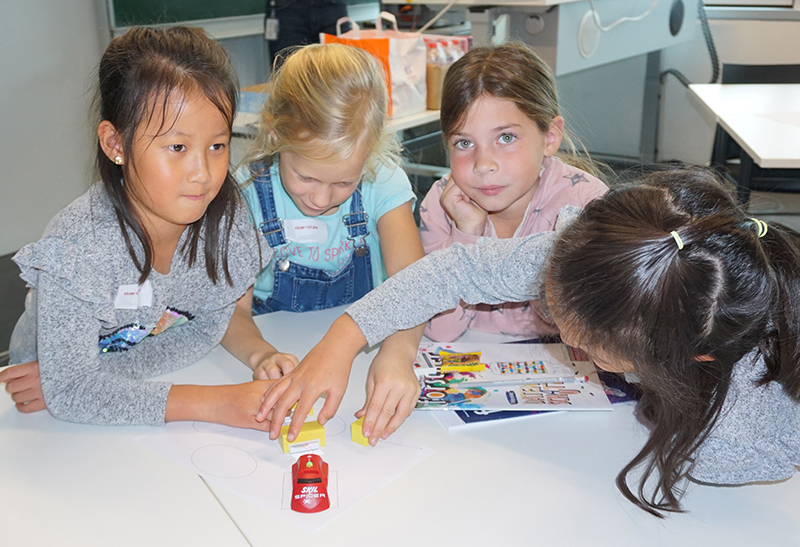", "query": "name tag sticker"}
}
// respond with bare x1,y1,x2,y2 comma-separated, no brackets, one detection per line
285,219,328,244
114,280,153,309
